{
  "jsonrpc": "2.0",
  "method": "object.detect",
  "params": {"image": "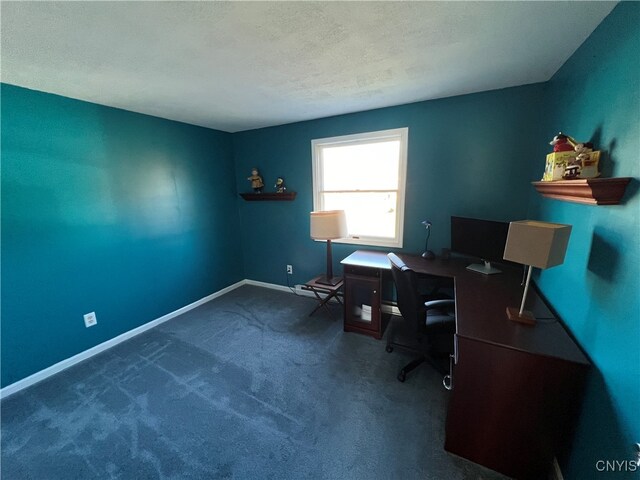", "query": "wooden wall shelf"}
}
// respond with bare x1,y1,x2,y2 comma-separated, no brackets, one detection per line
240,192,297,201
532,178,631,205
